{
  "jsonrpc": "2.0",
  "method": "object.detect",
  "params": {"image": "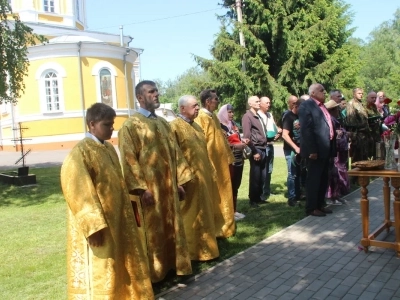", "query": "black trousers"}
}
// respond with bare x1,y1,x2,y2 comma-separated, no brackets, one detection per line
248,148,266,203
305,157,329,213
